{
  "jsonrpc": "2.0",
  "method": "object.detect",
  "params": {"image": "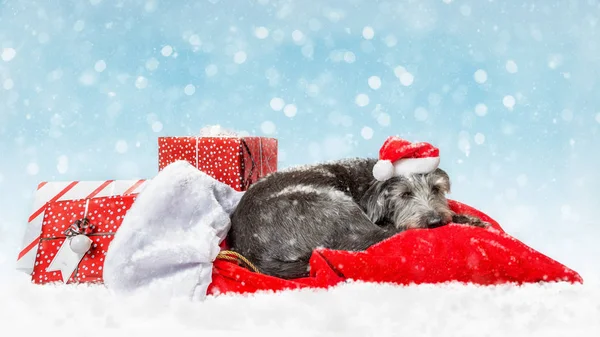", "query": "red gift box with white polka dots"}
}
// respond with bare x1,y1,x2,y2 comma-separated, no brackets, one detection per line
31,195,137,285
158,136,278,191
